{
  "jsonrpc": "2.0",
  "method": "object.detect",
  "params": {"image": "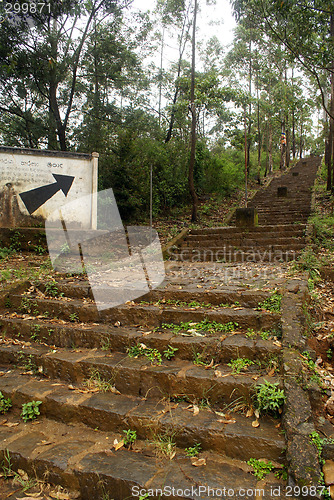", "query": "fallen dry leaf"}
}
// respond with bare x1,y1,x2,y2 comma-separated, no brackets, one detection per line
4,422,19,427
205,359,214,370
214,370,222,378
191,457,206,466
114,439,124,451
267,368,276,377
252,420,260,428
193,405,199,416
218,418,236,424
246,408,254,418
